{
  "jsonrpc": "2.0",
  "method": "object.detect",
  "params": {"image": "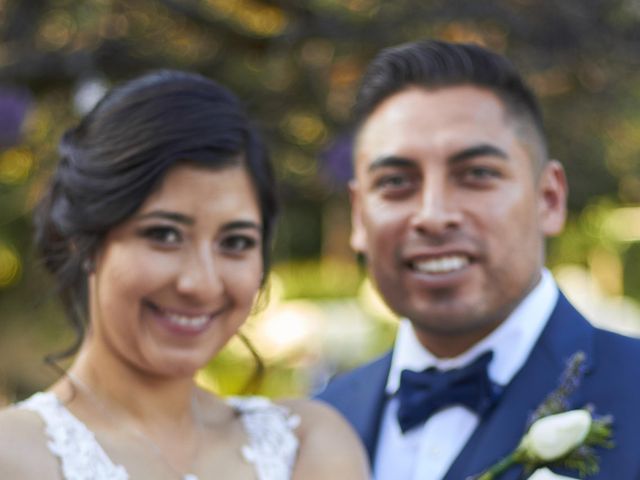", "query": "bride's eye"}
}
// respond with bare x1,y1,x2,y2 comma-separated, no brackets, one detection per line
139,226,183,246
220,235,258,254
